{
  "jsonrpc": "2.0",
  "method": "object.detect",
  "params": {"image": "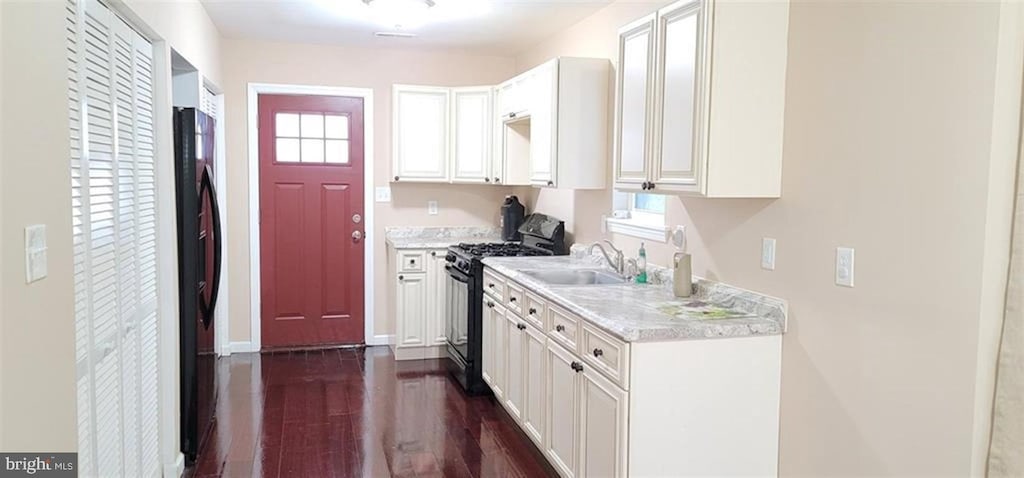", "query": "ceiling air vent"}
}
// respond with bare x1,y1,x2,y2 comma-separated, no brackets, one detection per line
374,31,417,38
